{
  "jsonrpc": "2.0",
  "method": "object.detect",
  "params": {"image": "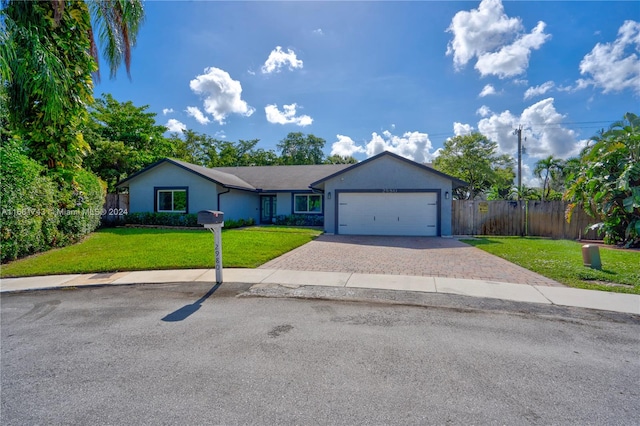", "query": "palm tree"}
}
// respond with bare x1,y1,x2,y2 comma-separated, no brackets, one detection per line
534,155,564,201
1,0,144,168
